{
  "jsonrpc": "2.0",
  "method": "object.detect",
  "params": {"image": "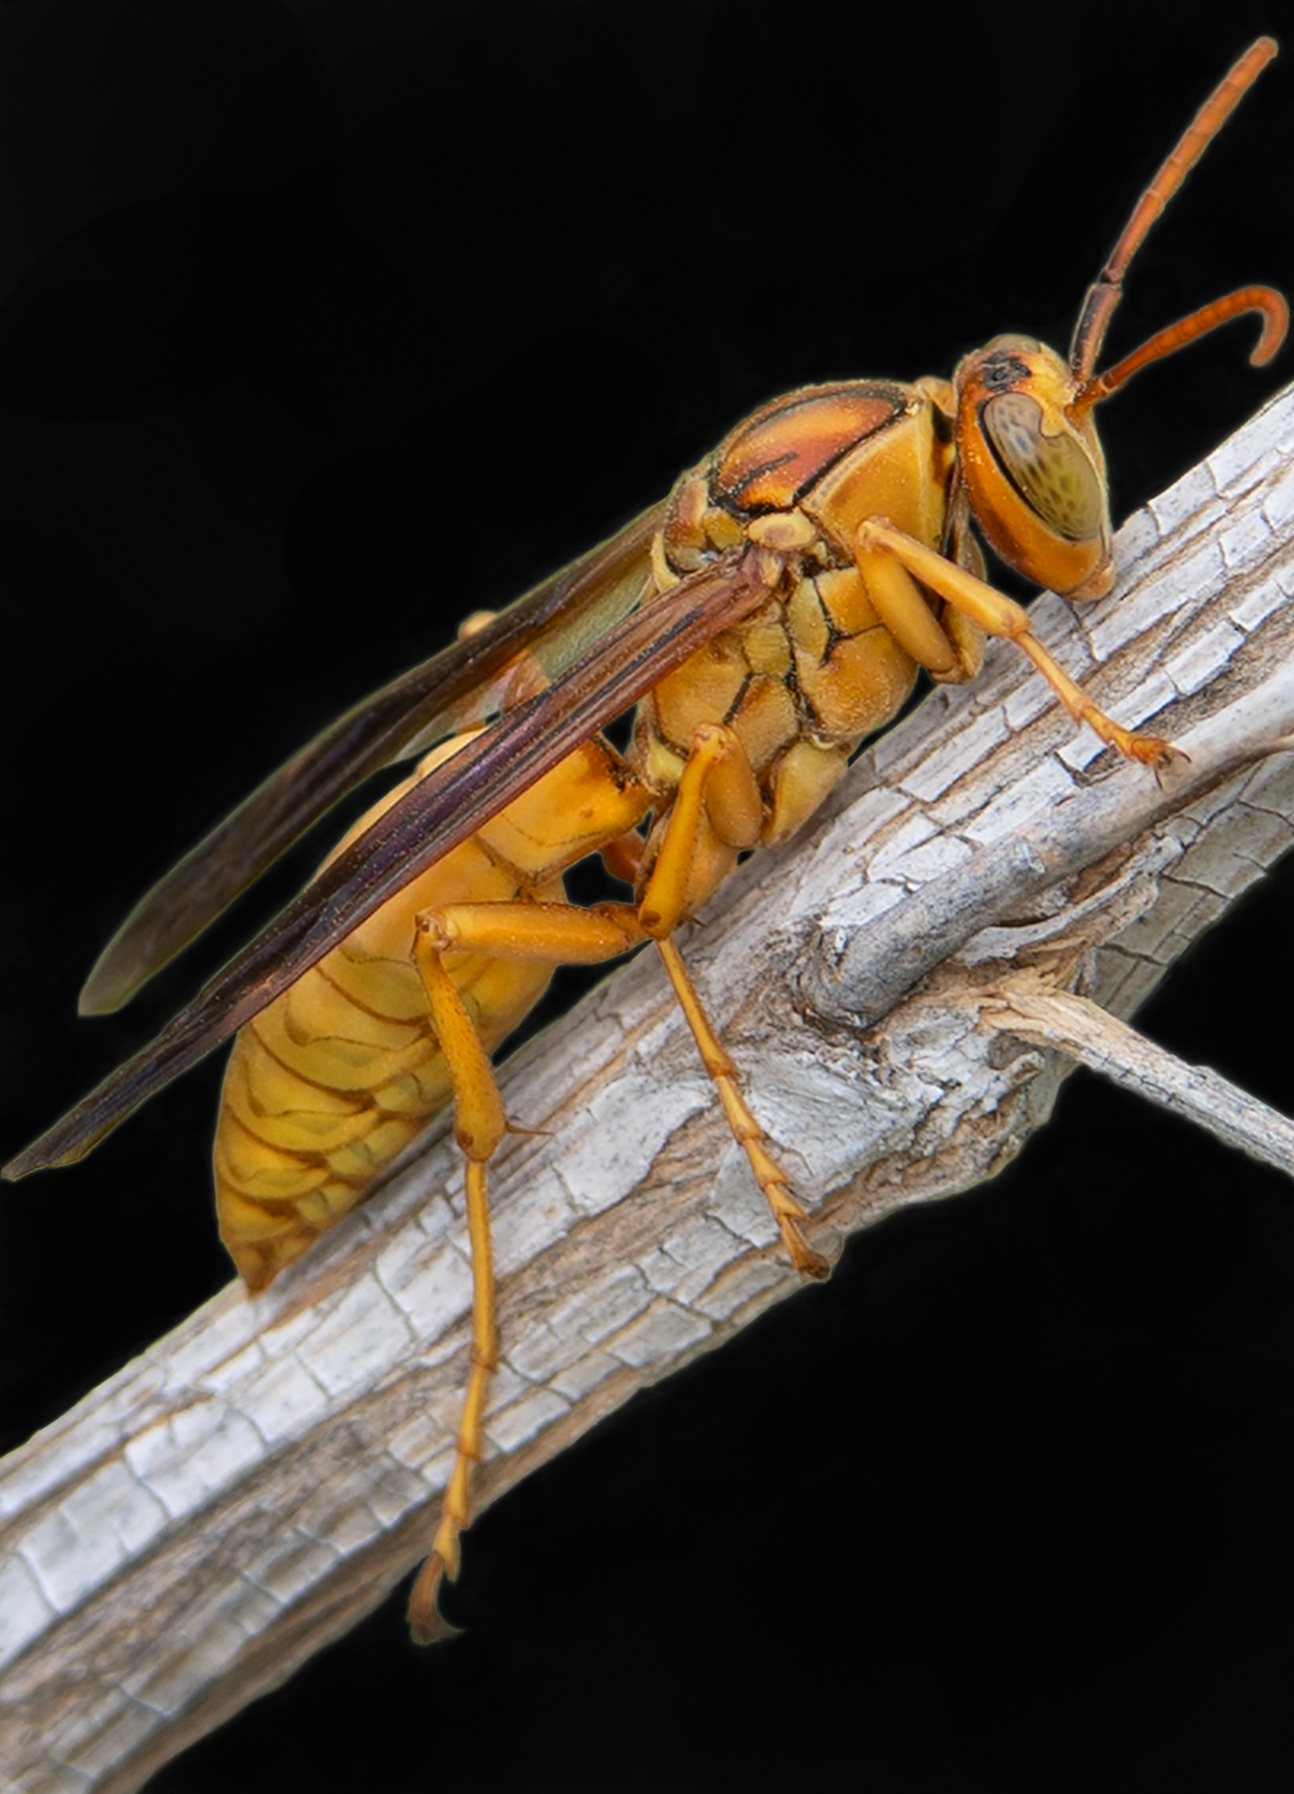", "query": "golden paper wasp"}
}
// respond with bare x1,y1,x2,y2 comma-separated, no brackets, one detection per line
2,29,1288,1662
